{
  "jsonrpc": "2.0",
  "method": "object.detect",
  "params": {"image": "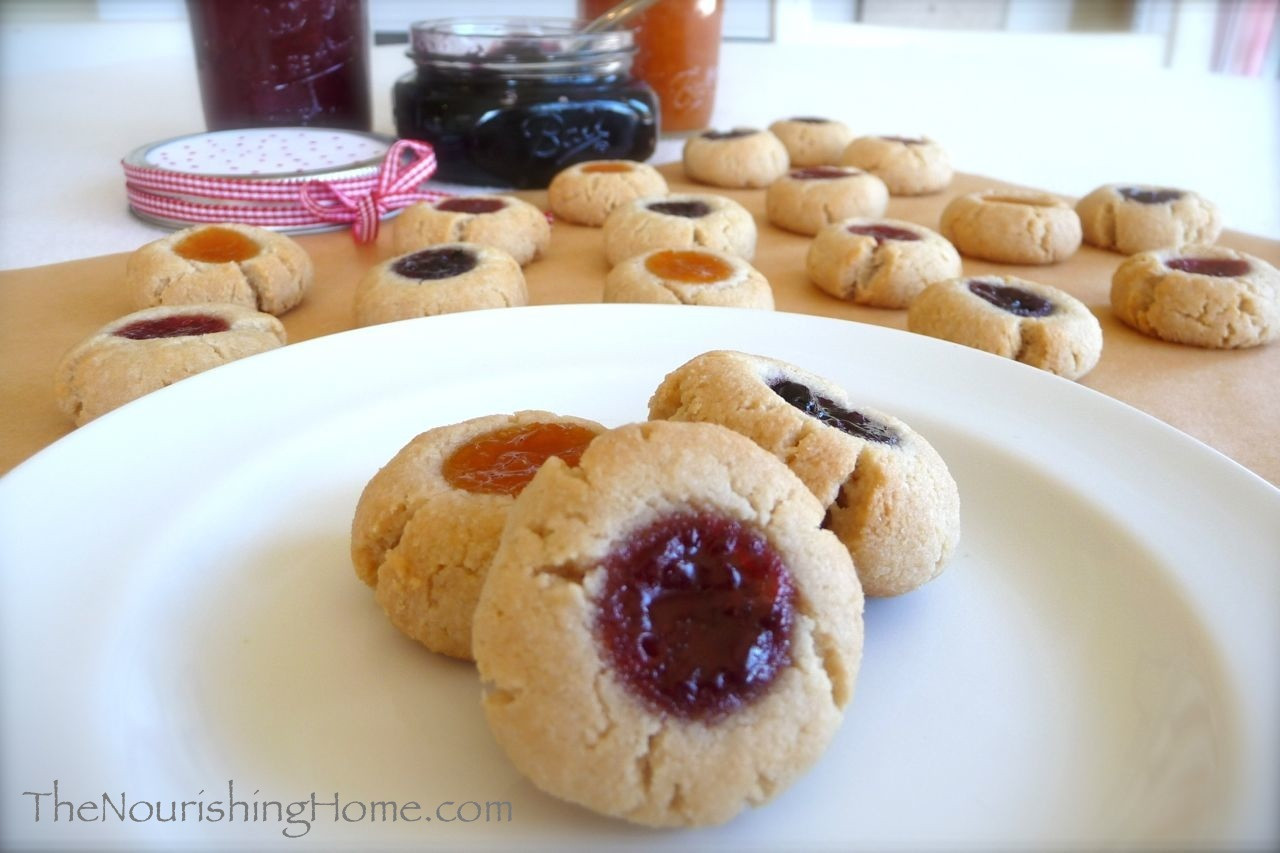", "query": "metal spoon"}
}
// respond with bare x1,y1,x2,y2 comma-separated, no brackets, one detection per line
579,0,660,33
